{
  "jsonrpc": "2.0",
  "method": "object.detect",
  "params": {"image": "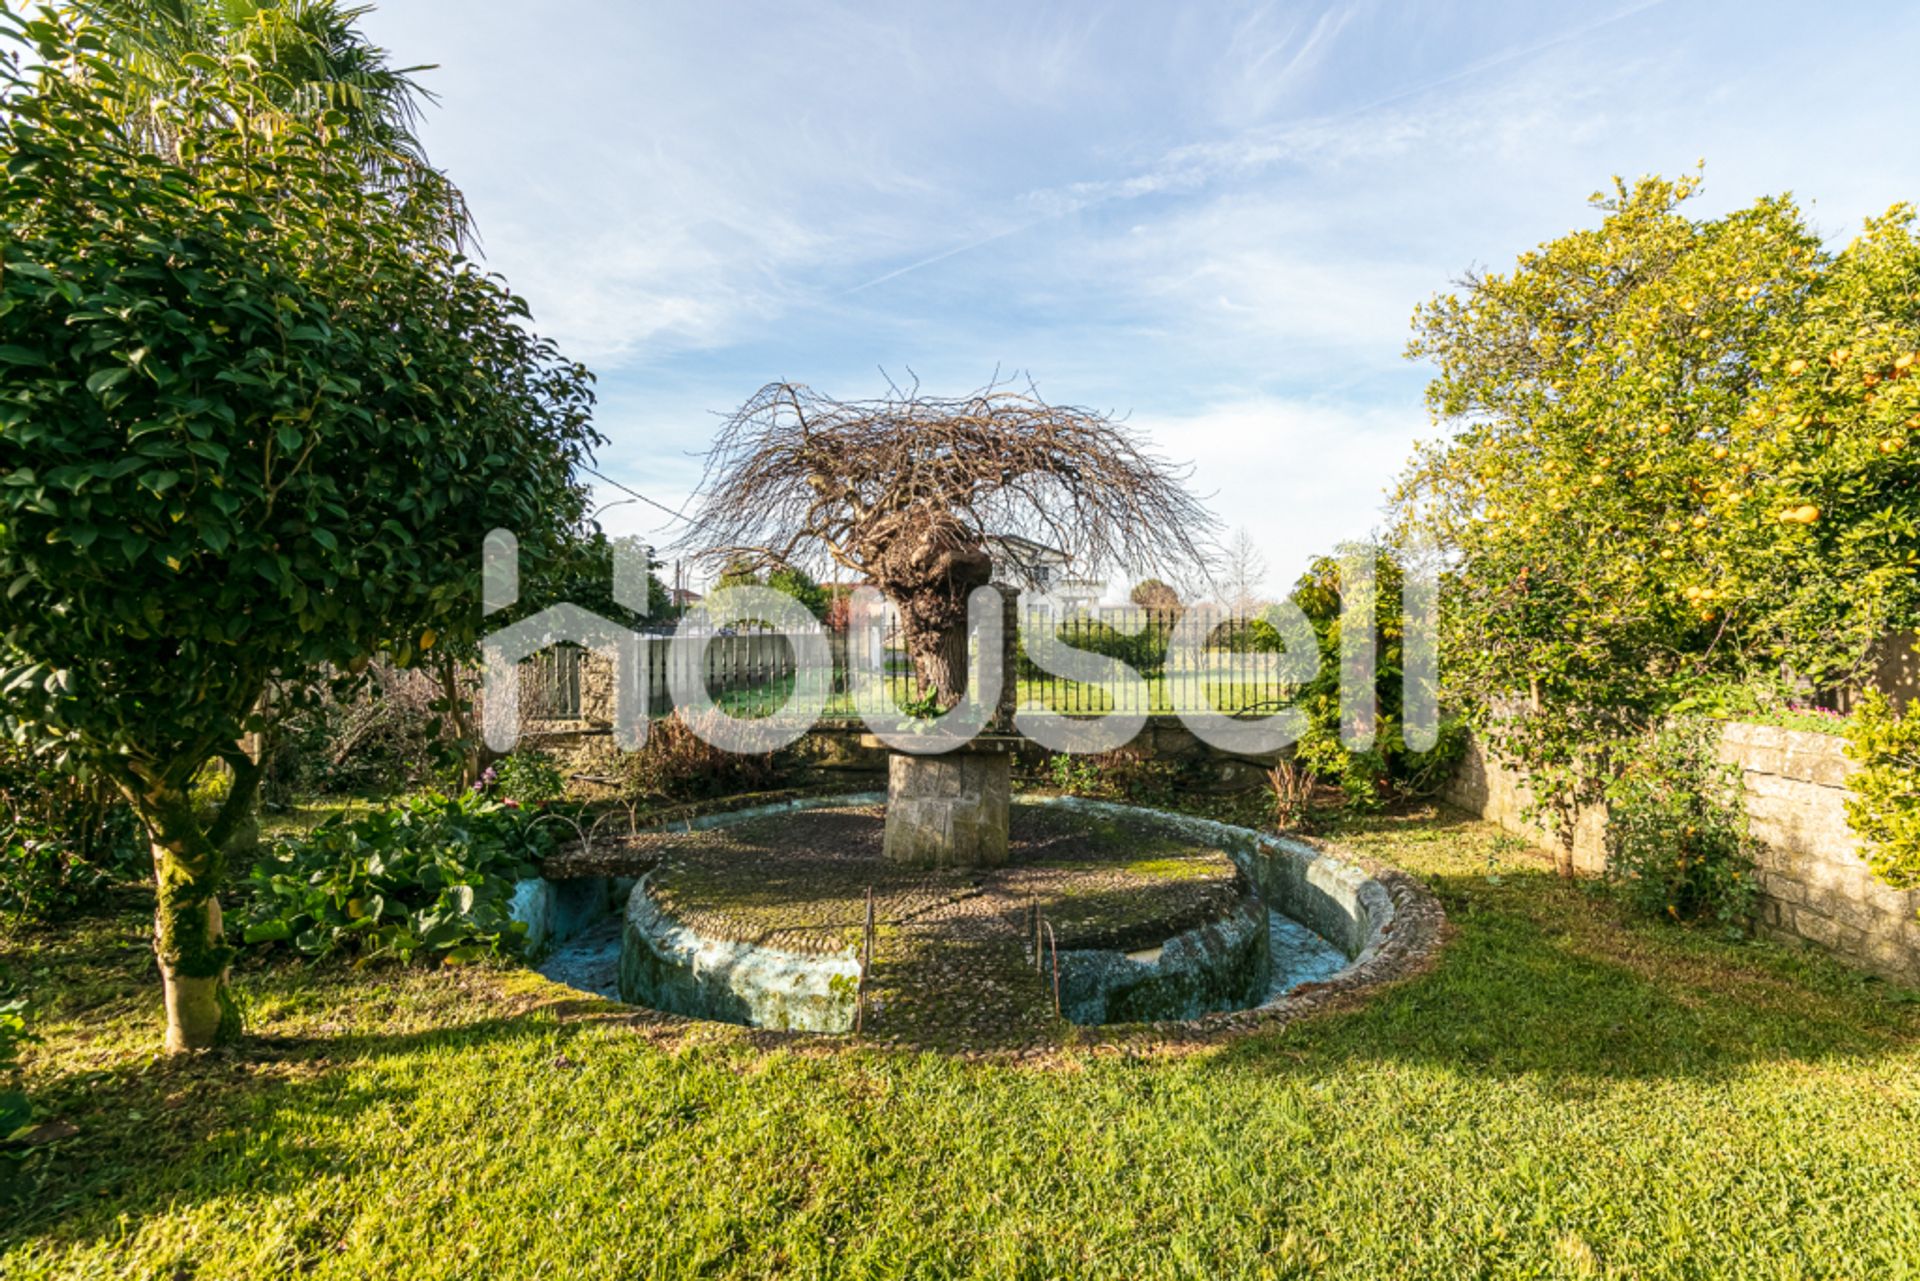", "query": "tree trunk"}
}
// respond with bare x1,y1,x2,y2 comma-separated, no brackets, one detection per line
147,798,239,1052
133,757,260,1053
157,888,232,1052
907,620,970,708
437,654,481,789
